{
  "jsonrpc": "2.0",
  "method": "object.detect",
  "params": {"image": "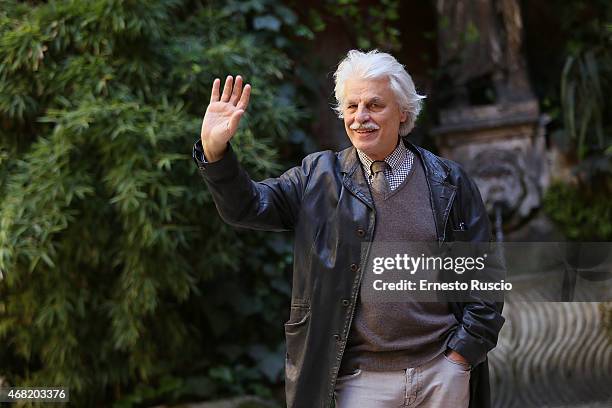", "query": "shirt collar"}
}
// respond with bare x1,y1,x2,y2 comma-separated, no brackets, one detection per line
356,138,407,176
